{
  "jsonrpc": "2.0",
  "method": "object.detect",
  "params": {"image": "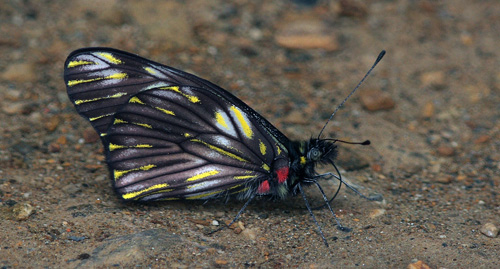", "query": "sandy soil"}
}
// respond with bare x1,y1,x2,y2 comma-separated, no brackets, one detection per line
1,0,498,268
